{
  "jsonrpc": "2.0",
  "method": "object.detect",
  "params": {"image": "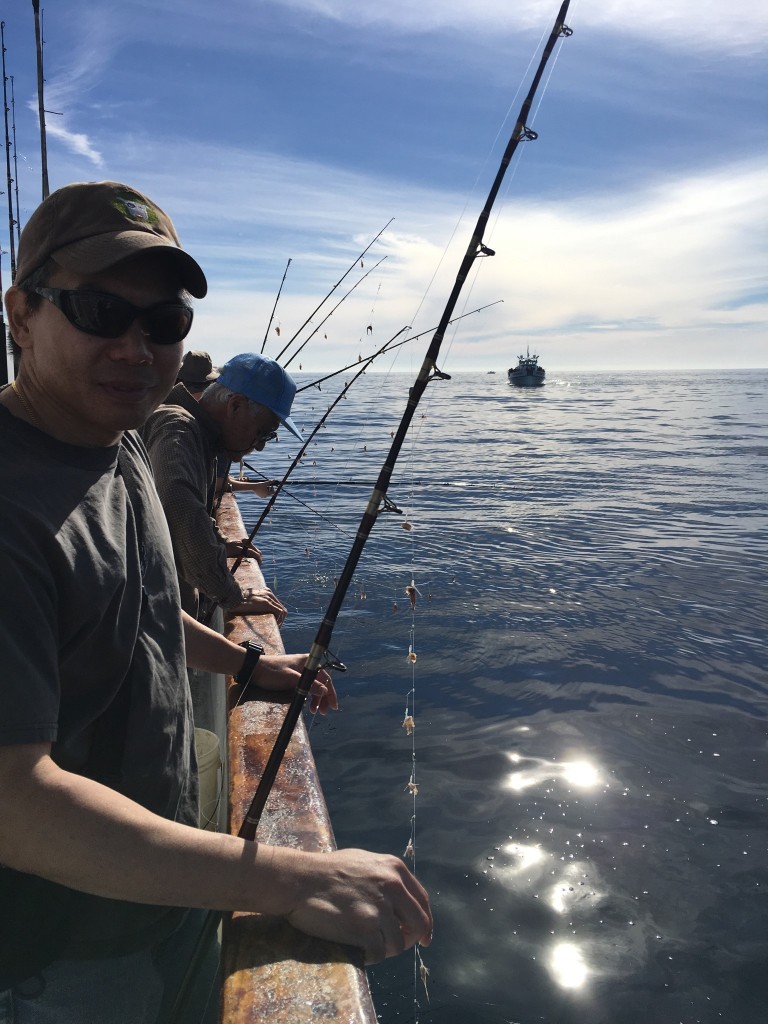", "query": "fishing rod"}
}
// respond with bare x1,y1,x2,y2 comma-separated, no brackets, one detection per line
283,255,388,369
274,218,393,362
297,299,503,393
31,1,49,201
9,75,19,252
261,257,292,354
230,325,410,577
1,21,17,279
202,321,415,628
240,476,467,488
238,0,573,841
